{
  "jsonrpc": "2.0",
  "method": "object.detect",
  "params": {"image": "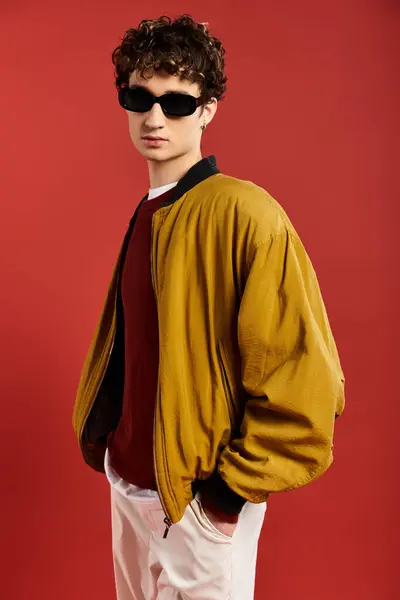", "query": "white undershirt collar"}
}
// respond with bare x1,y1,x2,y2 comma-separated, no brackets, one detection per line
147,181,178,201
